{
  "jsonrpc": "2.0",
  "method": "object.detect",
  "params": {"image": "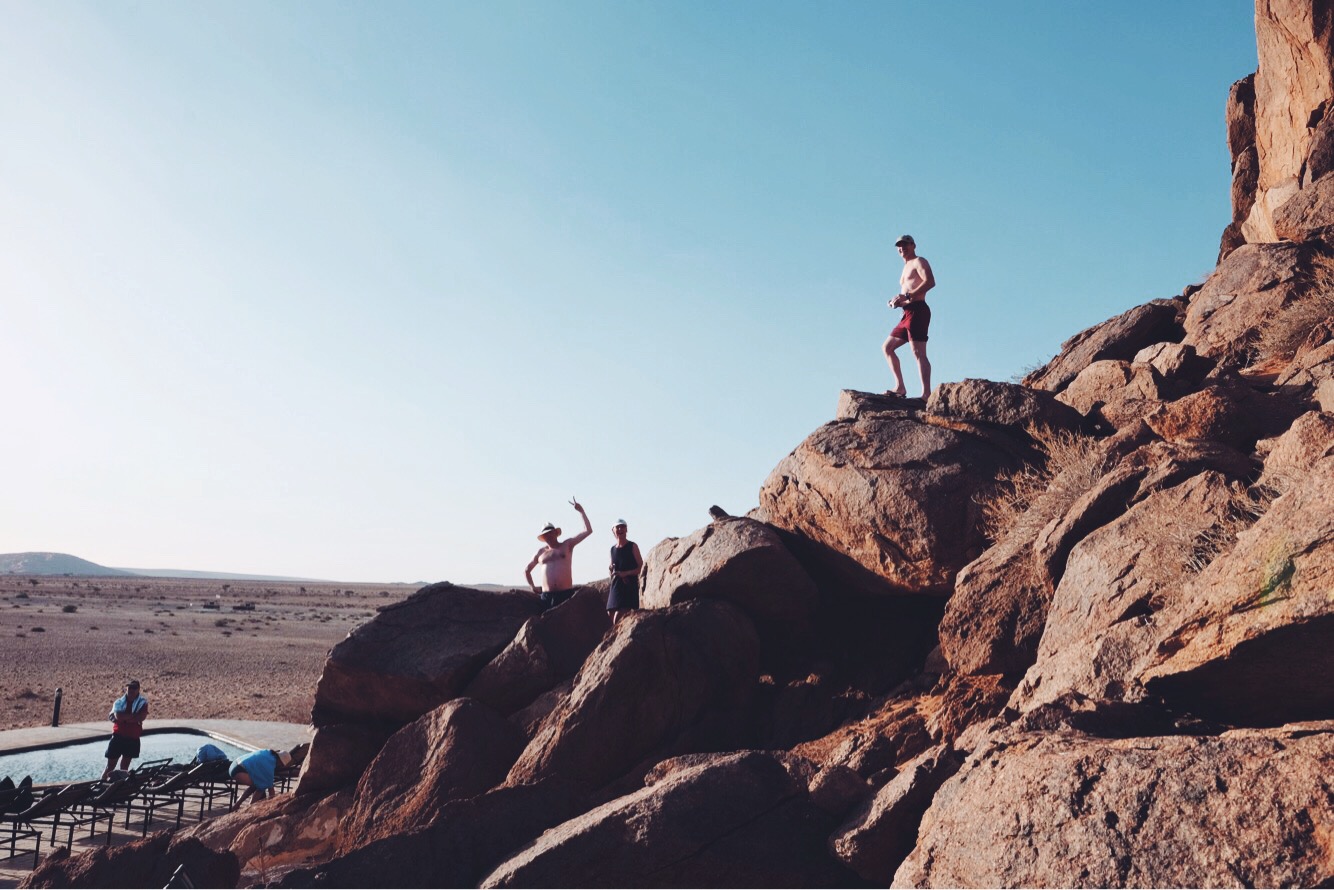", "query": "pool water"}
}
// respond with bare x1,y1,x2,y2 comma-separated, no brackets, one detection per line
0,732,251,785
